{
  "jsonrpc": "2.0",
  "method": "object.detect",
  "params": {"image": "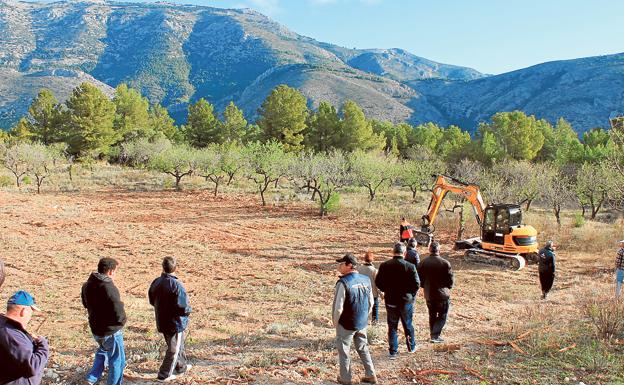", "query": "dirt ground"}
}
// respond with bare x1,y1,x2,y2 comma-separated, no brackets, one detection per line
0,189,620,385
